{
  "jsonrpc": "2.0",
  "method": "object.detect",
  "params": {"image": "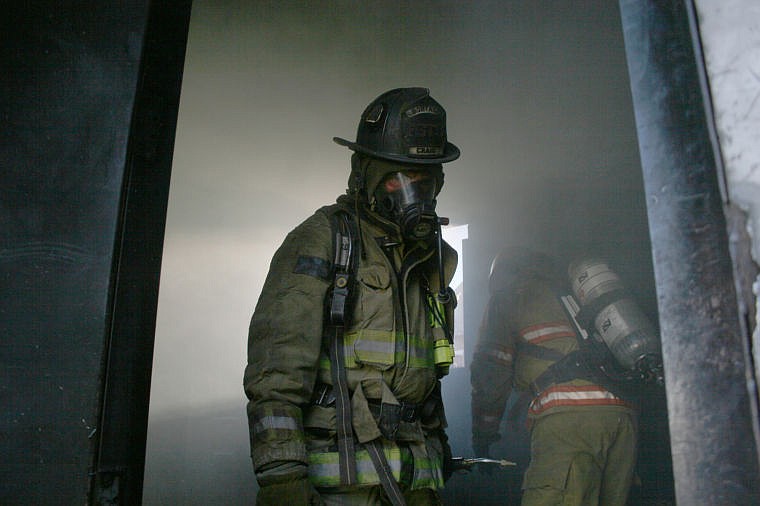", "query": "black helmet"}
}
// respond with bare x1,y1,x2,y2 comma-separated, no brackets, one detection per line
334,87,460,164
